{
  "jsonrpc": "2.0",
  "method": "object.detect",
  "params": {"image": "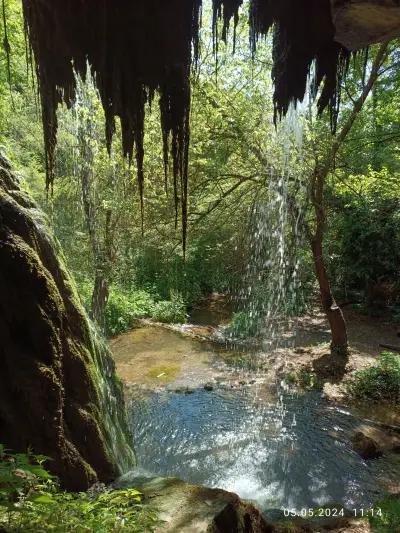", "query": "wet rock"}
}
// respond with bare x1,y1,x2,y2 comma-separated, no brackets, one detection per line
115,475,272,532
0,155,134,490
173,386,195,394
352,431,383,459
204,382,214,391
332,0,400,50
352,424,400,459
